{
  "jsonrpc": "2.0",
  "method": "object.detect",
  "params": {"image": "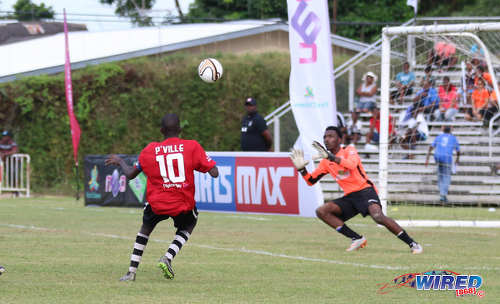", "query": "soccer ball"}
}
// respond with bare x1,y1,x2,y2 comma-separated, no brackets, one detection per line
198,58,223,83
